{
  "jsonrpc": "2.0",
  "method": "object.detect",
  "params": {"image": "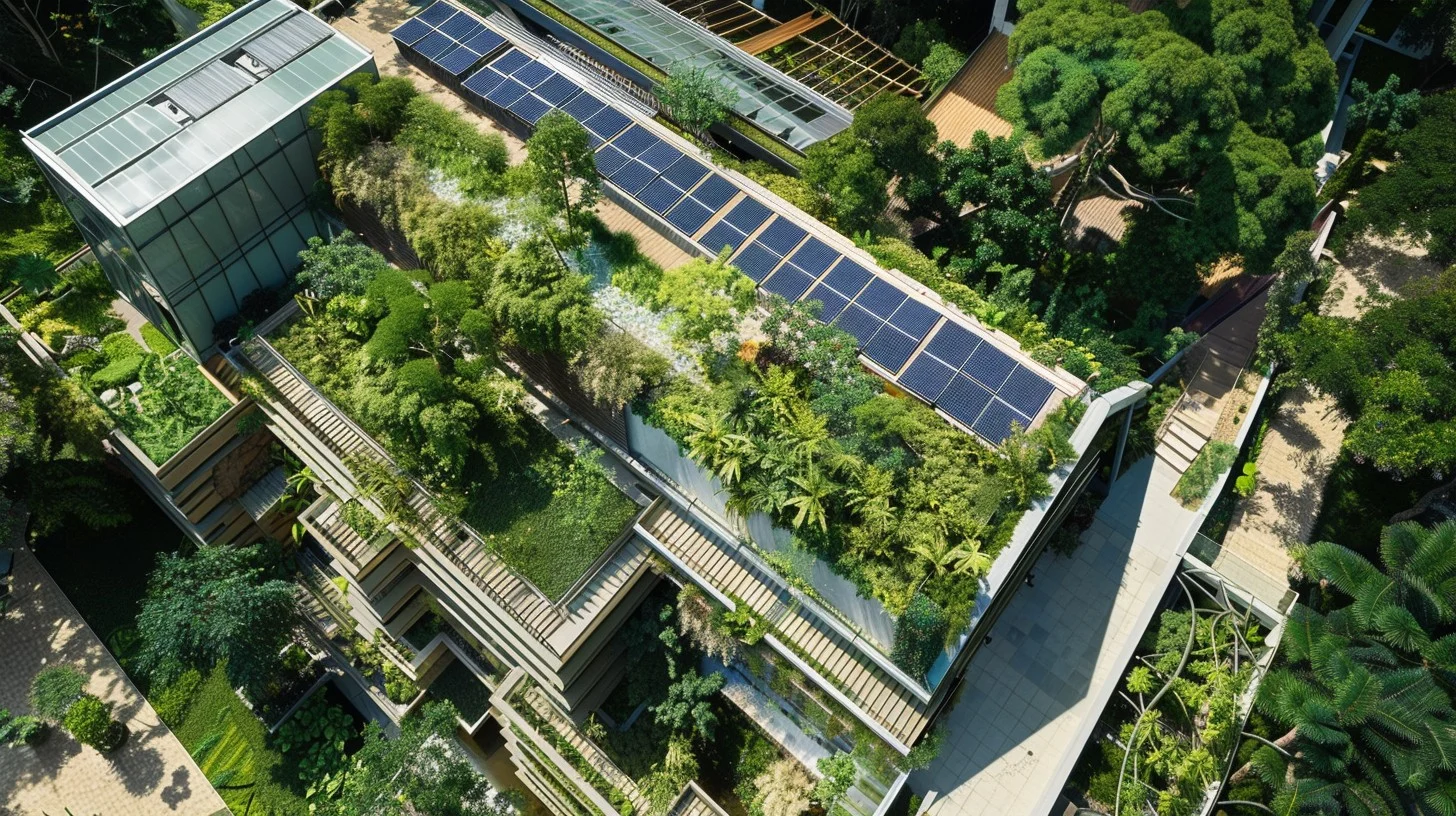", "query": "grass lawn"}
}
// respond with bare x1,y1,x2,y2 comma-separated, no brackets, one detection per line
1309,450,1440,560
173,666,308,816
